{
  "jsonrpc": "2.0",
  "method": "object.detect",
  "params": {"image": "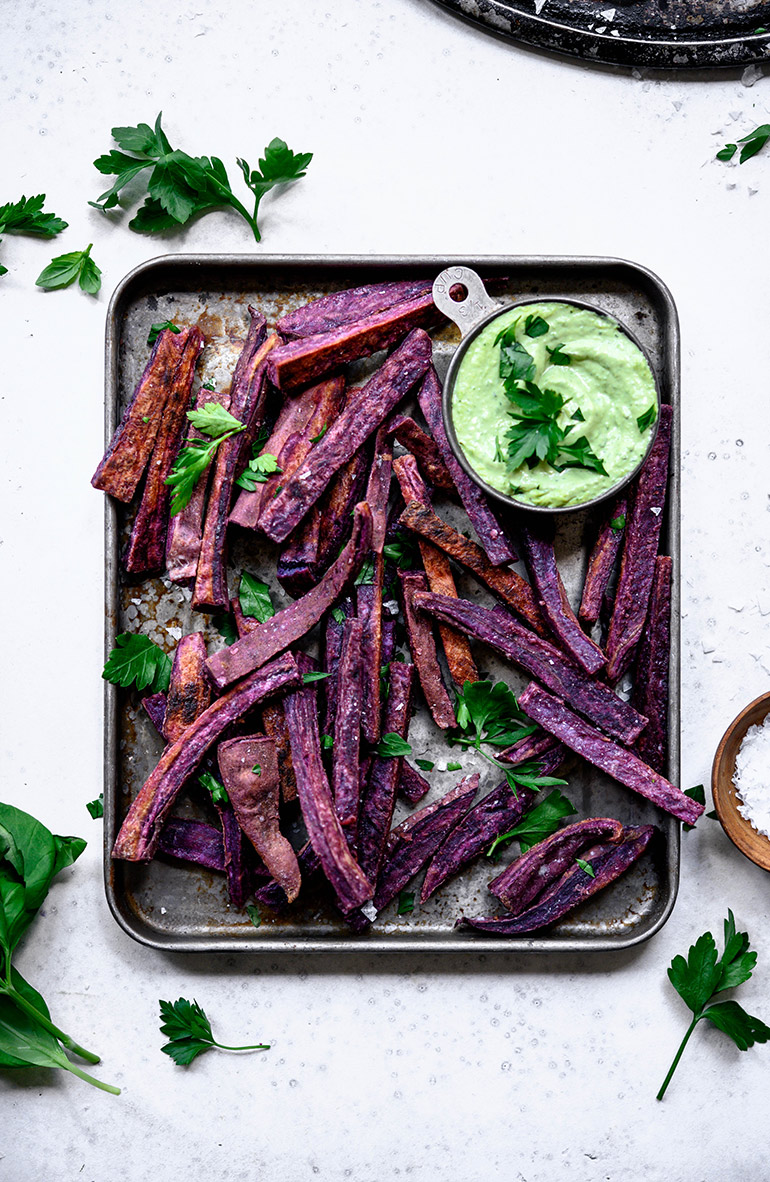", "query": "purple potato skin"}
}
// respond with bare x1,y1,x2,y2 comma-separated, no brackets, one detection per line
276,279,434,339
399,760,431,805
157,817,225,872
631,555,672,773
162,633,211,743
578,494,628,626
400,570,456,730
332,619,365,832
